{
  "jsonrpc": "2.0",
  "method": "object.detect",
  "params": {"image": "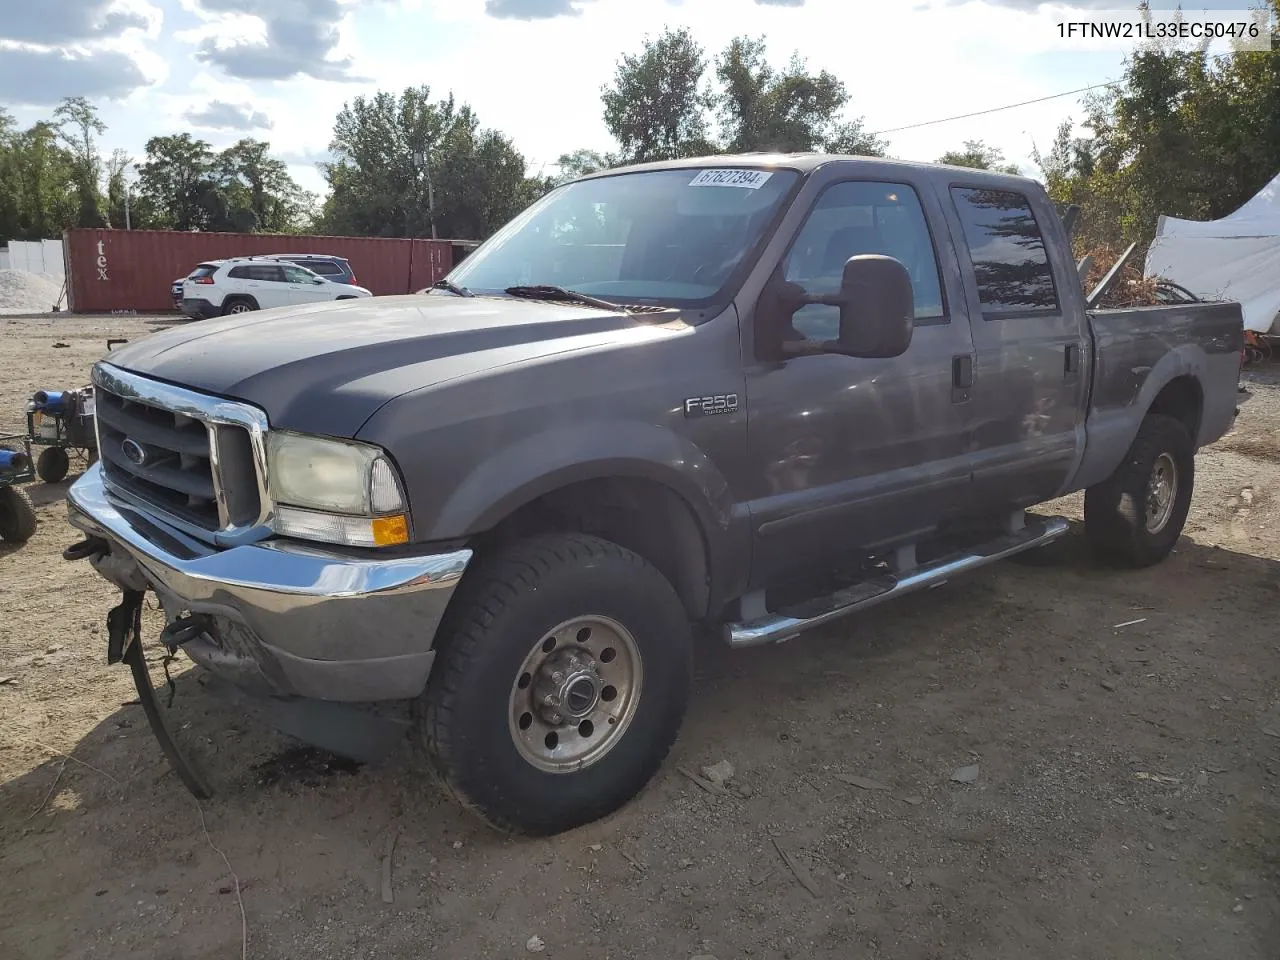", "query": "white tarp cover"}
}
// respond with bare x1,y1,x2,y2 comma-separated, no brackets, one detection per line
1144,171,1280,333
